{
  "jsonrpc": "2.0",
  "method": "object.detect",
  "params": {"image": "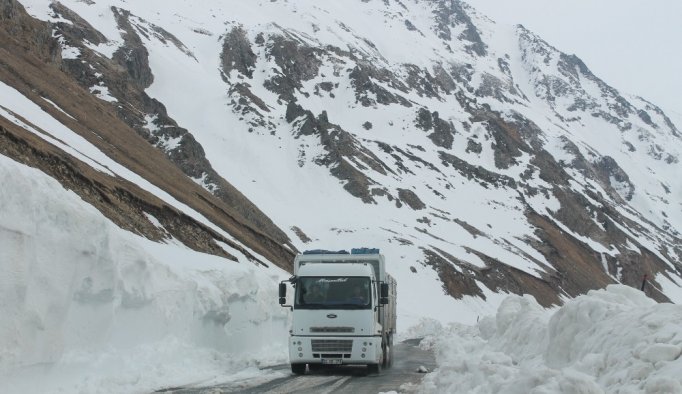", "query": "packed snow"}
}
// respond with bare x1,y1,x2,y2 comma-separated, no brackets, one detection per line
0,155,290,394
415,285,682,393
